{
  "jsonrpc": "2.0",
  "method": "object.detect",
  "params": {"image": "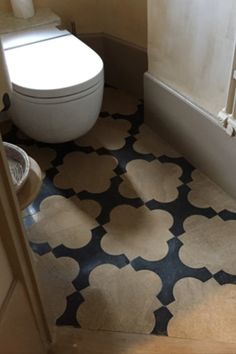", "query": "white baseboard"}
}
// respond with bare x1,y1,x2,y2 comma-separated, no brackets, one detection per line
144,72,236,199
